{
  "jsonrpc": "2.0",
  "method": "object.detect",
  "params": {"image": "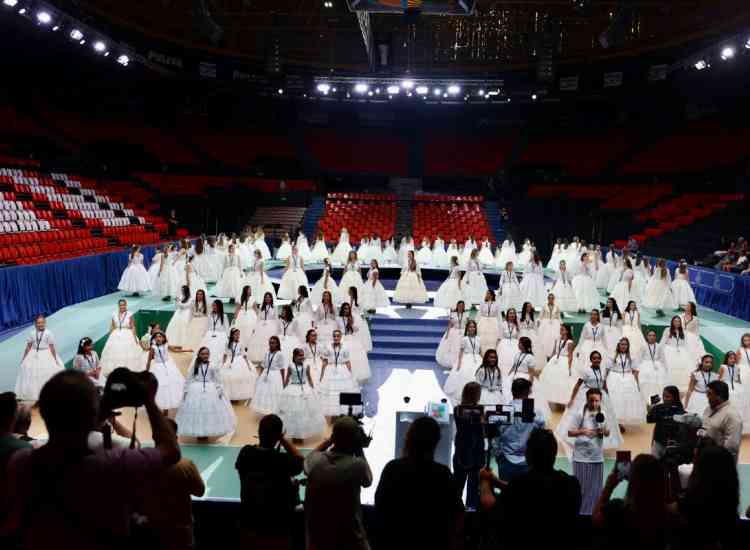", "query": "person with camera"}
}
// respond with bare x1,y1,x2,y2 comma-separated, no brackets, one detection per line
452,381,485,509
304,416,373,550
647,385,686,459
375,416,464,550
1,369,181,548
702,380,743,463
